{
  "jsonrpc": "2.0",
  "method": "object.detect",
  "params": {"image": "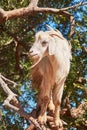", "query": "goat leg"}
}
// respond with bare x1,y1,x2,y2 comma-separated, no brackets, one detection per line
37,79,51,124
53,81,64,128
